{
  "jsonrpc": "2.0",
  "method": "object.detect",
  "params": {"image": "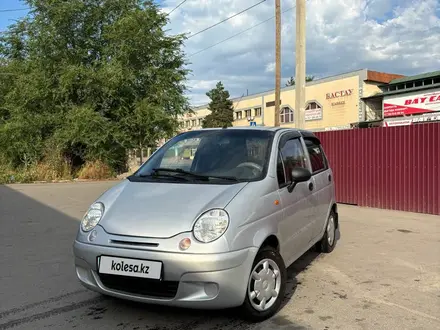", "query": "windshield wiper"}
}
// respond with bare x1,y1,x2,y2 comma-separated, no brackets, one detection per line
151,168,209,181
138,171,189,181
152,168,240,182
205,175,241,182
